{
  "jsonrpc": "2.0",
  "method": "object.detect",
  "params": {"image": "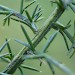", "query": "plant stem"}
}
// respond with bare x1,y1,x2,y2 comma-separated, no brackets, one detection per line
3,7,65,74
